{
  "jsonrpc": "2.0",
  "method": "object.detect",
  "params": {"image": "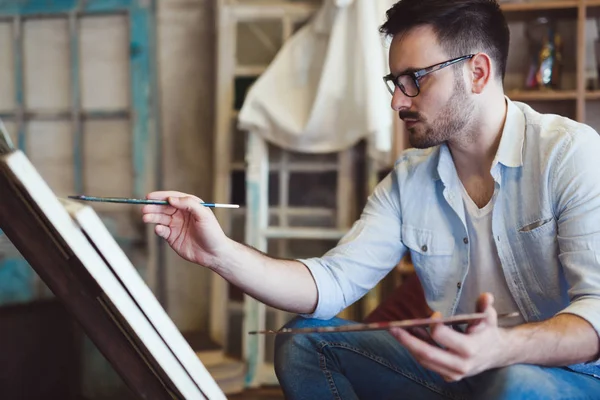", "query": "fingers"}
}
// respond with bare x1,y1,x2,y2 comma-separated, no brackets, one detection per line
155,224,170,239
142,191,210,219
141,204,177,215
146,191,202,202
143,213,172,226
407,327,435,344
167,196,213,220
425,310,472,357
467,293,497,333
477,292,497,324
429,324,471,357
390,328,467,380
429,311,443,321
143,191,202,216
476,292,495,313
